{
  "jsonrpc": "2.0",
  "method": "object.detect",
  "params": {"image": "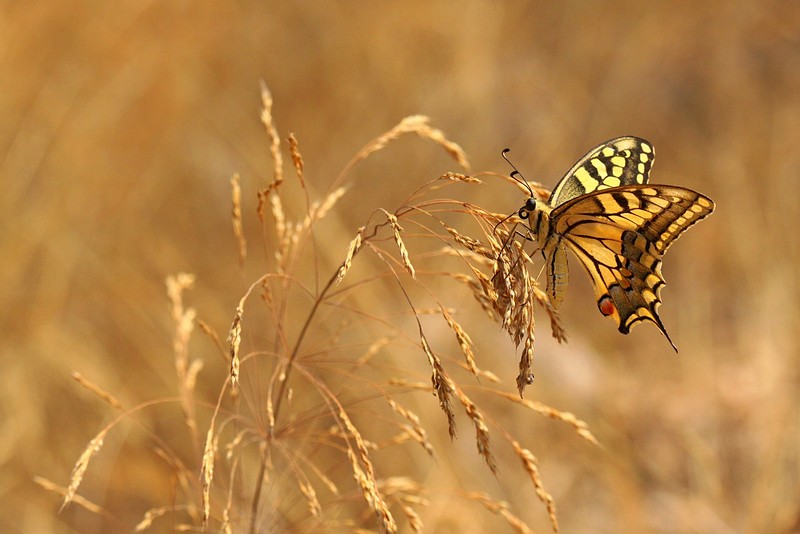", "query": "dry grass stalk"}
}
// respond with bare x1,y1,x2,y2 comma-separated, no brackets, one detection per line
260,81,284,190
440,307,479,376
443,222,494,260
298,478,322,518
134,506,173,532
517,317,535,397
466,492,533,534
200,426,218,526
342,115,470,179
357,336,390,365
61,94,594,532
335,227,364,286
512,440,559,532
72,372,123,411
387,399,435,457
380,477,427,532
271,191,288,267
231,172,247,266
346,448,397,533
166,273,202,437
532,285,568,343
439,171,481,184
35,476,107,517
228,303,242,388
197,319,225,355
419,334,457,439
61,428,109,511
498,392,599,446
299,186,348,237
381,209,416,279
454,387,497,473
287,132,306,189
